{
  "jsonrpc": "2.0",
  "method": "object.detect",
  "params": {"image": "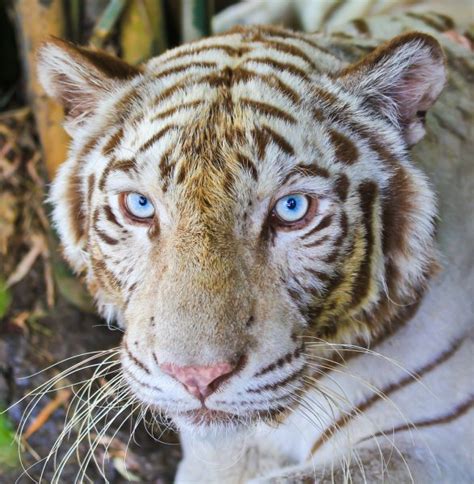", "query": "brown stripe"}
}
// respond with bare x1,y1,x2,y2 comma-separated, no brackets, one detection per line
349,182,377,308
150,100,203,122
334,173,350,202
153,83,188,106
303,234,330,248
236,153,258,181
309,338,464,456
260,26,336,57
95,227,119,246
305,267,331,282
233,68,300,105
321,250,339,264
163,44,250,63
153,61,217,80
123,366,162,392
123,341,152,375
405,12,452,32
67,167,85,243
302,214,334,239
359,396,474,443
262,125,295,156
110,159,137,173
254,346,303,377
329,129,359,165
87,173,95,206
240,98,296,124
102,127,124,156
248,365,306,393
262,40,317,69
351,18,370,35
333,211,349,247
138,125,177,153
103,205,122,228
245,57,311,82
